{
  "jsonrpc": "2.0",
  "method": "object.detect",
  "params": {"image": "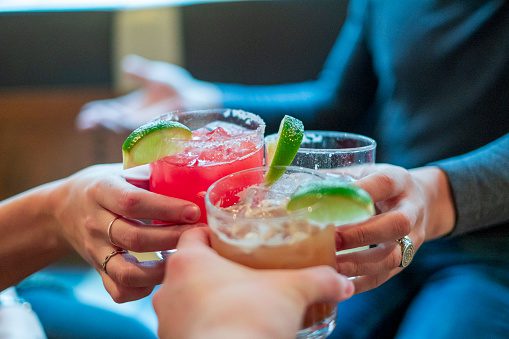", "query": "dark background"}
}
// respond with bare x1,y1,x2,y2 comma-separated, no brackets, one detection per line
0,0,345,87
0,0,347,199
